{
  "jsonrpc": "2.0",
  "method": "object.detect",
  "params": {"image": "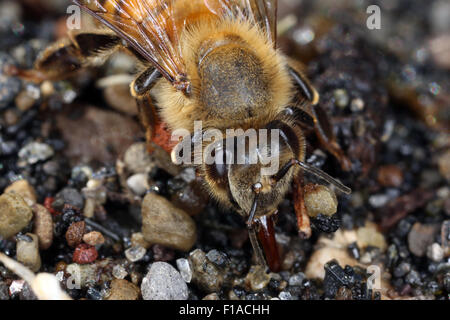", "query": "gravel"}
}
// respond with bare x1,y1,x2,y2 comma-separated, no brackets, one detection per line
141,262,188,300
0,0,448,301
